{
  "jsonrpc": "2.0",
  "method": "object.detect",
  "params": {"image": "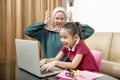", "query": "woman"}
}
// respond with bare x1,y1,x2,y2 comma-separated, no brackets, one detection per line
24,7,94,61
